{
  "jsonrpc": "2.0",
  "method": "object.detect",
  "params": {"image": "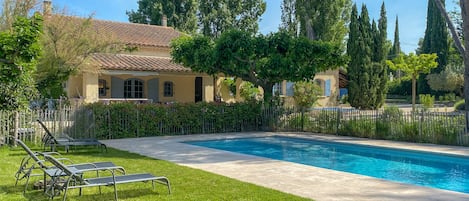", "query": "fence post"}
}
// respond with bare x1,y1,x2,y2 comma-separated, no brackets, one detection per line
336,108,341,135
